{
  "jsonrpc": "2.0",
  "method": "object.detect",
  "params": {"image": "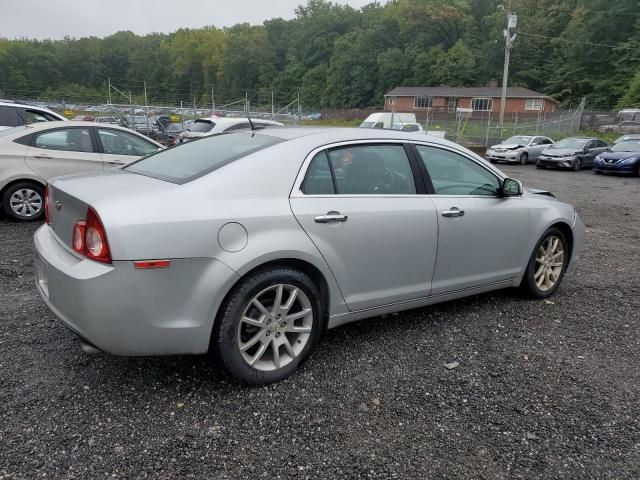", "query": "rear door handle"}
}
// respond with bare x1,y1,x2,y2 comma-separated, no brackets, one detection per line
314,211,348,223
442,207,465,218
33,154,52,159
